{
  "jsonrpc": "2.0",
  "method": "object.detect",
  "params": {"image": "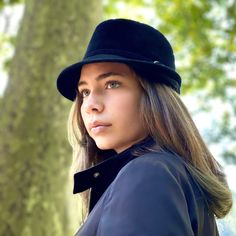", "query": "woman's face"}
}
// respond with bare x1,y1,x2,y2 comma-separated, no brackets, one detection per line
79,62,148,153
